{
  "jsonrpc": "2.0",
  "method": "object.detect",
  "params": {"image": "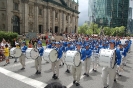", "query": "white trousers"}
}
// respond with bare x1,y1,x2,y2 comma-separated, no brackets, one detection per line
35,56,42,72
72,62,82,83
101,66,116,88
84,58,91,74
19,54,25,68
52,60,59,77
